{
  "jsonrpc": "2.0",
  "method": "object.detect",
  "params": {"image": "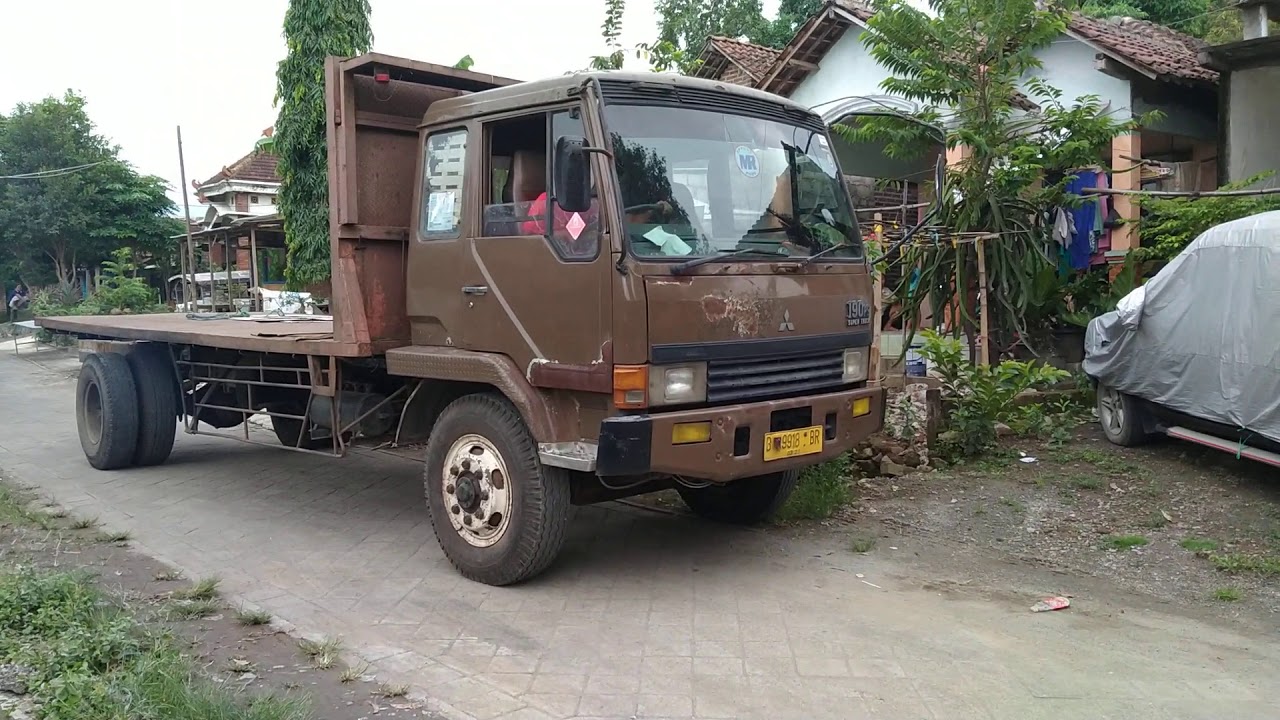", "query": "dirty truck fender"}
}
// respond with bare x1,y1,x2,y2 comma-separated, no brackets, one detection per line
385,346,556,442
